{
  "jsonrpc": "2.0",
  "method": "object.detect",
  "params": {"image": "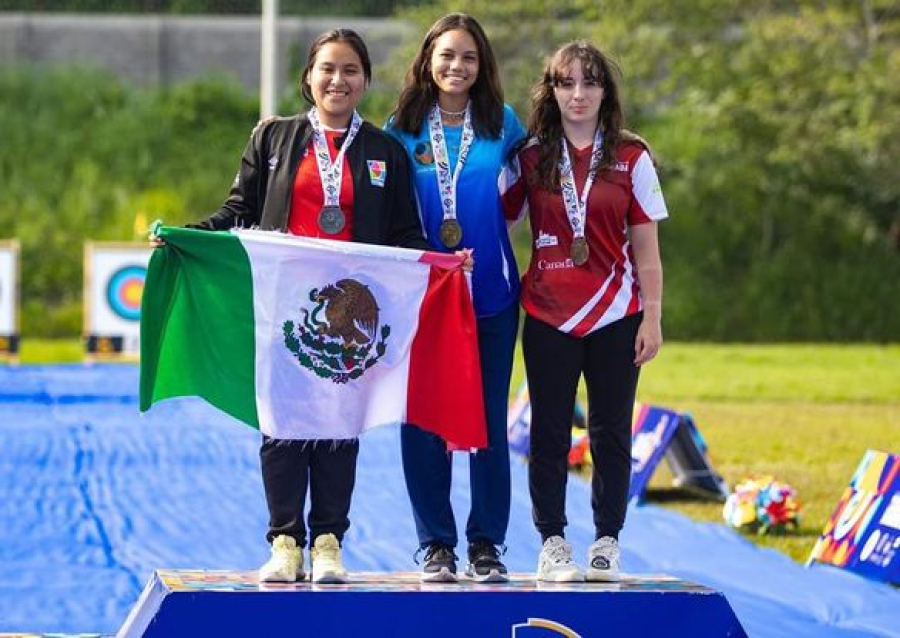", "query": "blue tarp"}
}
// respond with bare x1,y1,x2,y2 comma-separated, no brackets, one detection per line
0,365,898,636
